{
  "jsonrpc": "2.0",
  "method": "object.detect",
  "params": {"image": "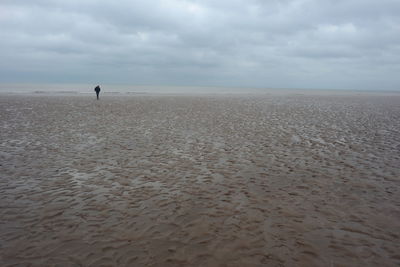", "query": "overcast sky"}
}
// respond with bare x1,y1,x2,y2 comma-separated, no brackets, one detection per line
1,0,399,90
